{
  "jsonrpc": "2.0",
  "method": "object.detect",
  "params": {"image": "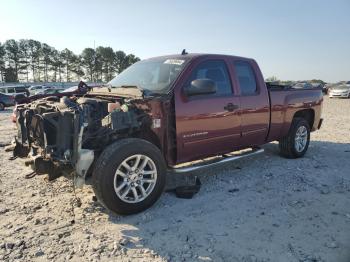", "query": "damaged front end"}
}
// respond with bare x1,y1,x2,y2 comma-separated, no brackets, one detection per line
14,92,152,186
